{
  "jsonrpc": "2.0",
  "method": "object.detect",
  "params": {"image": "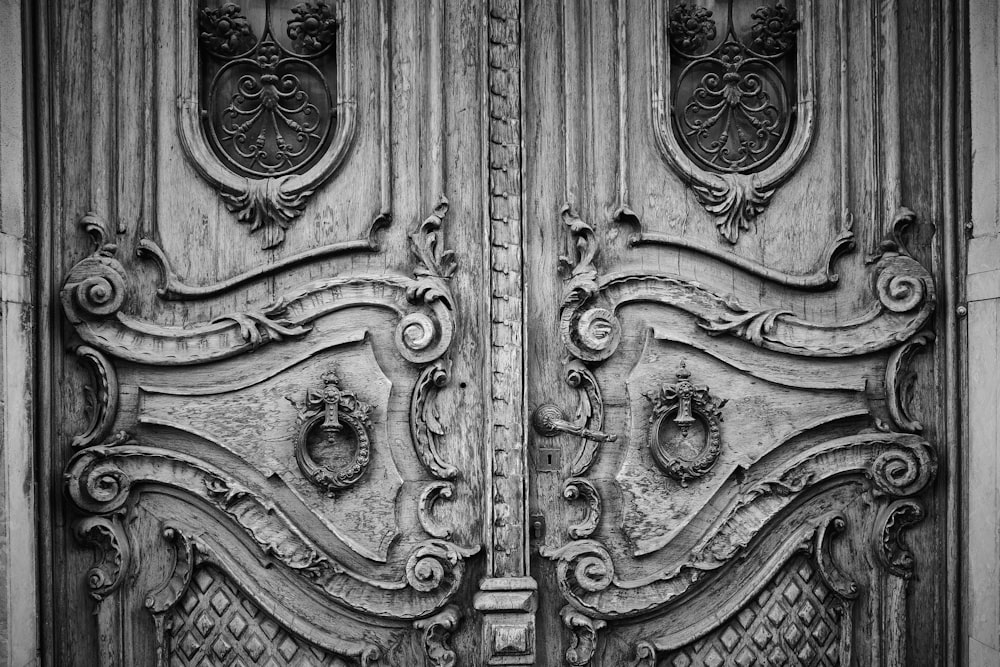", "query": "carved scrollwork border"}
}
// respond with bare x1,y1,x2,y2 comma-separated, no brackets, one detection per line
541,433,934,619
561,210,934,363
65,437,479,619
61,213,455,366
69,343,119,449
145,525,382,666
